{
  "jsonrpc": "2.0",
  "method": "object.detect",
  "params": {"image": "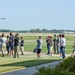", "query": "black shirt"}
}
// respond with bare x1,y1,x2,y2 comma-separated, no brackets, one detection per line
14,37,19,47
